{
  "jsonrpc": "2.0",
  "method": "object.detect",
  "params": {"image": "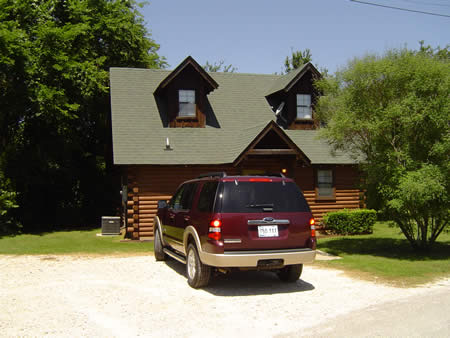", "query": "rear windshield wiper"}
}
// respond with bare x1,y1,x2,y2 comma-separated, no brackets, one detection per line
245,203,274,209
